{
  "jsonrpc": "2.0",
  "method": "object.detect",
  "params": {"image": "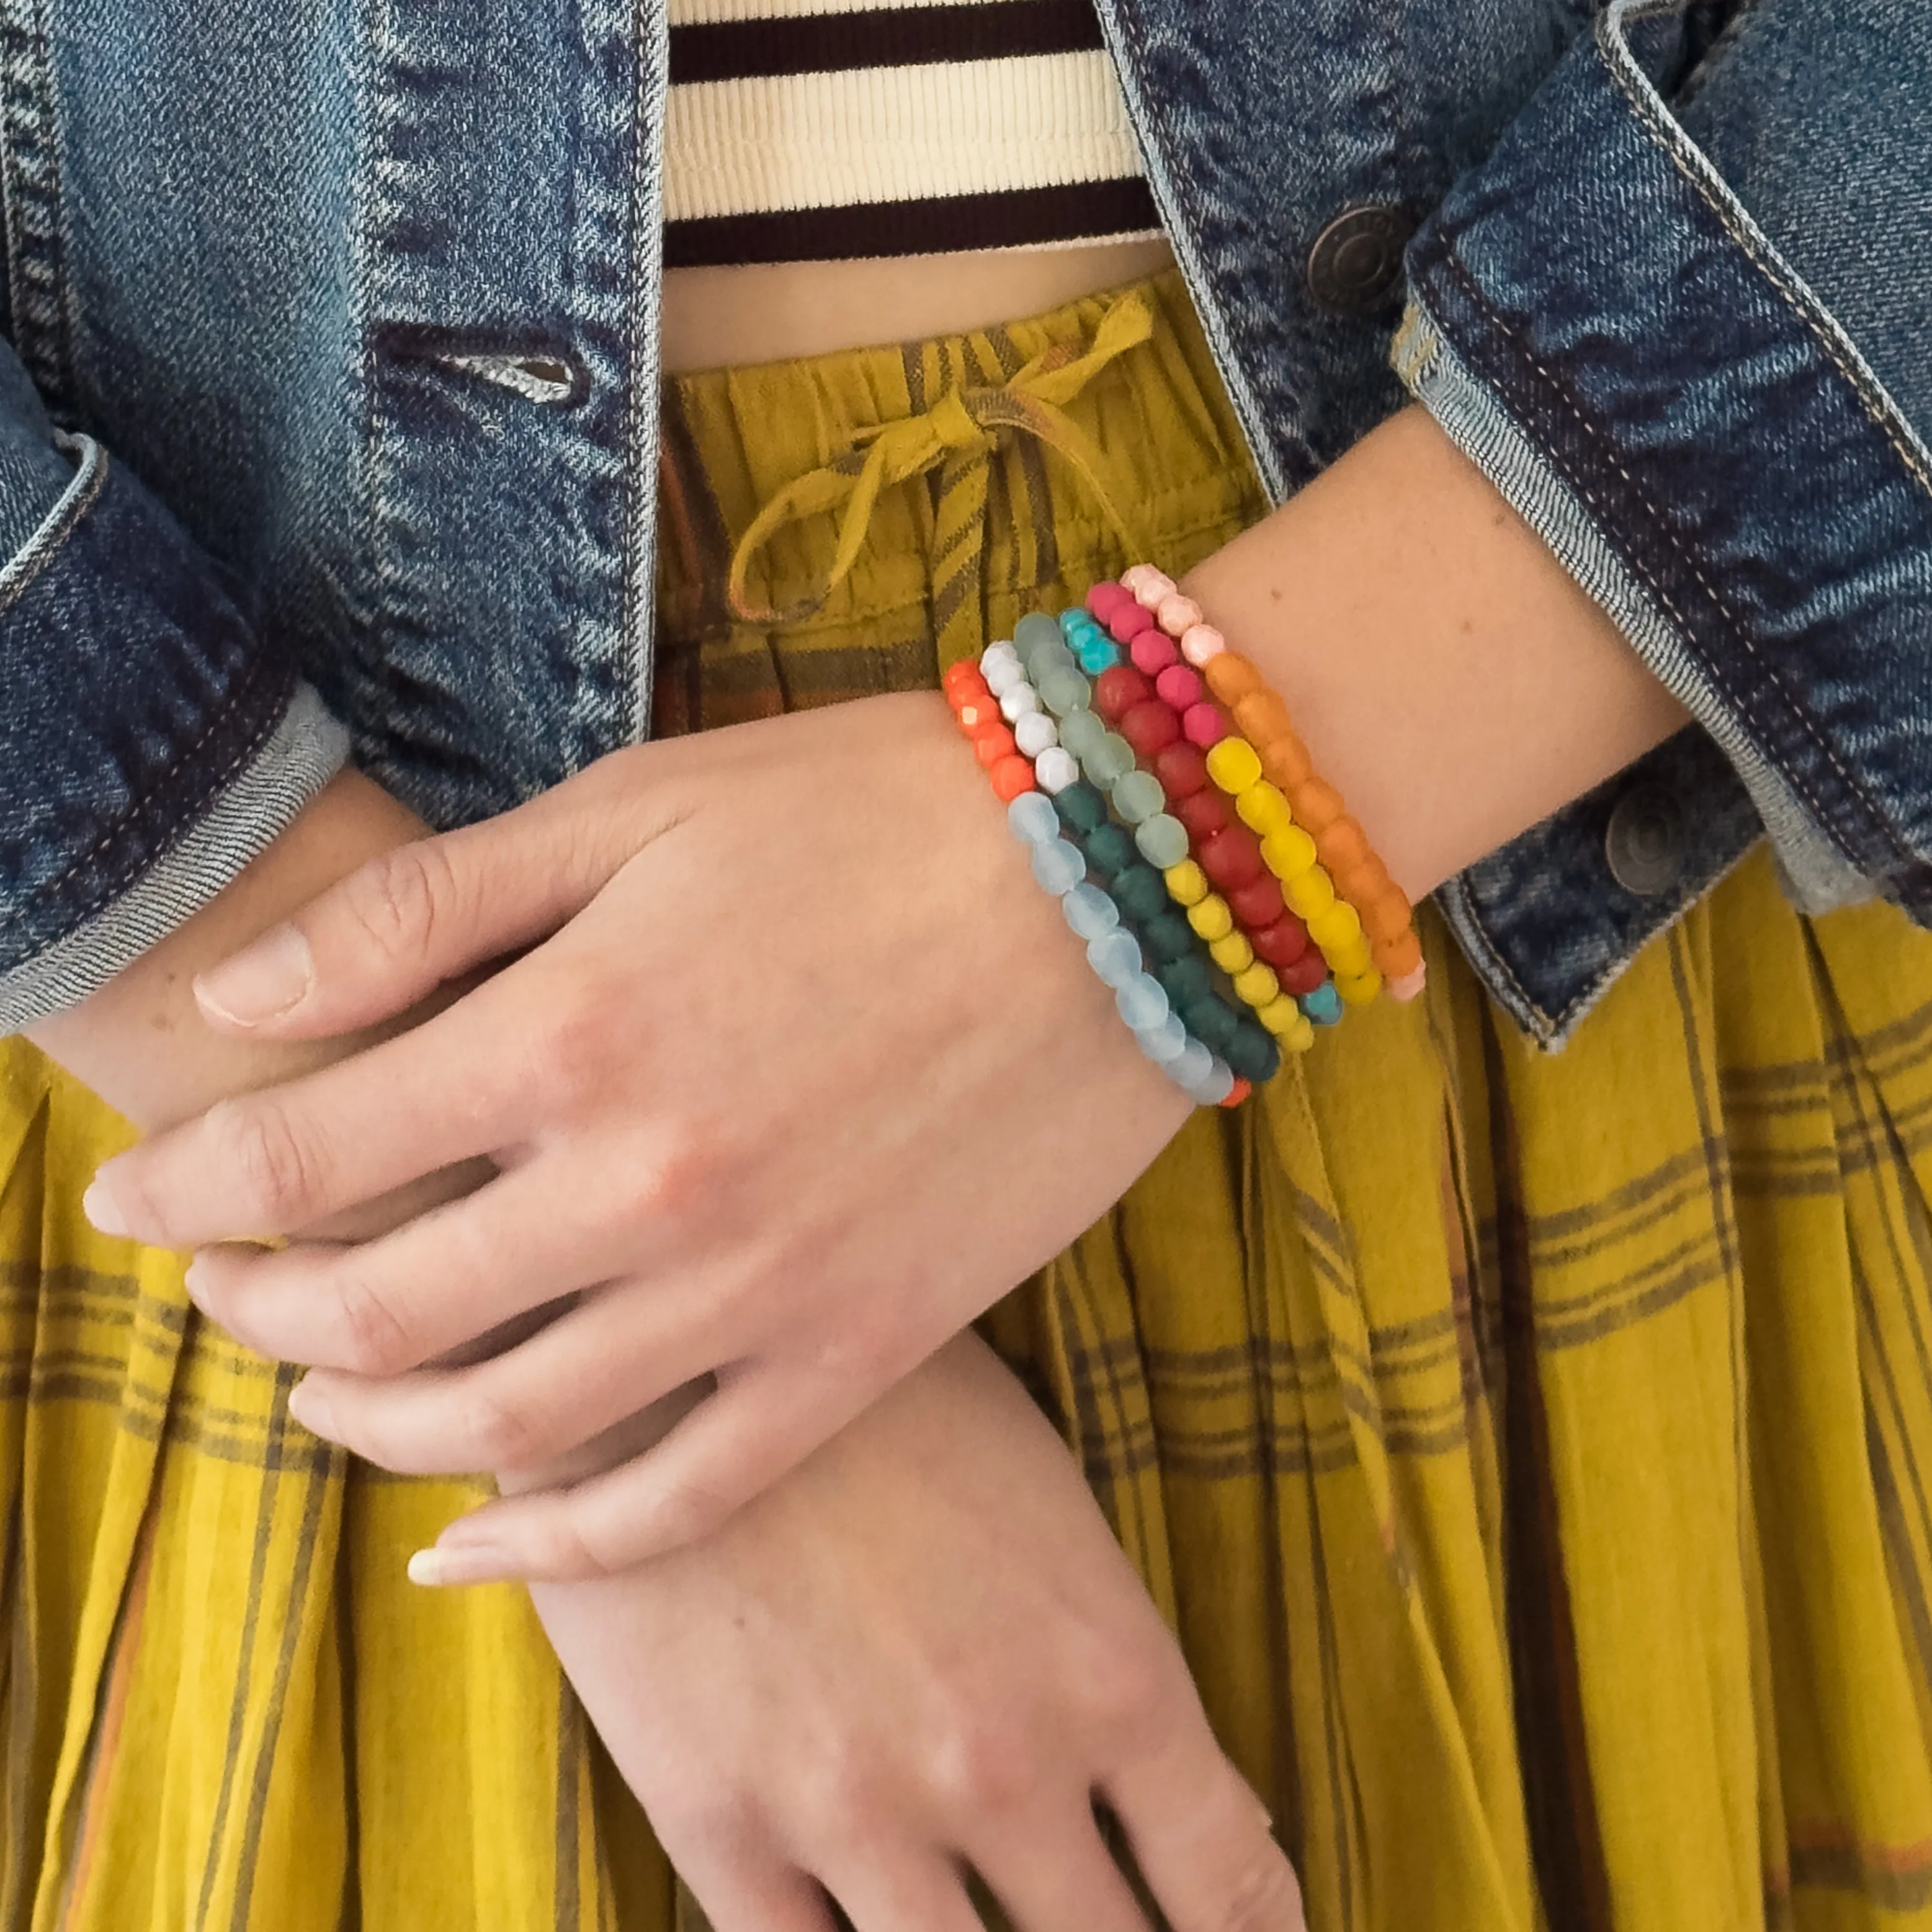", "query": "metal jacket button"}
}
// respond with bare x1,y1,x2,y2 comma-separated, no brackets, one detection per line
1305,204,1415,316
1605,784,1689,896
